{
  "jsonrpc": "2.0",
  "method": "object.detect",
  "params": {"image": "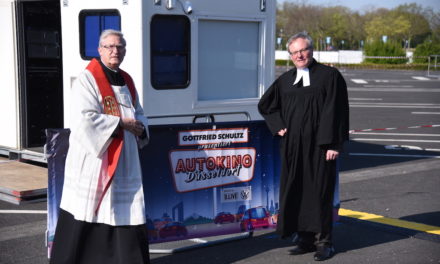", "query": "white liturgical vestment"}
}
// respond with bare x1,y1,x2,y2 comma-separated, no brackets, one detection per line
60,69,149,226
